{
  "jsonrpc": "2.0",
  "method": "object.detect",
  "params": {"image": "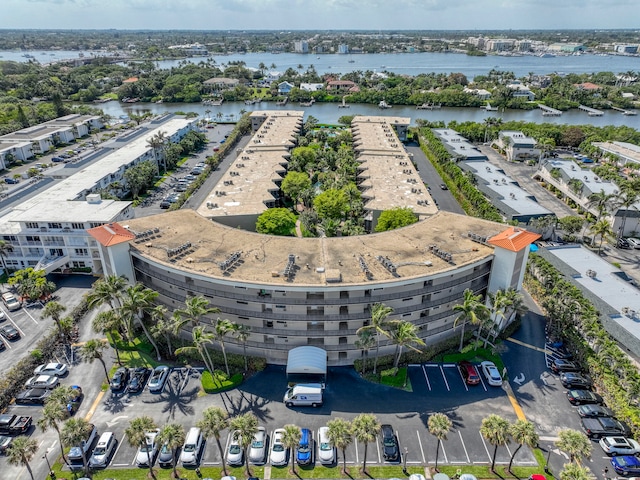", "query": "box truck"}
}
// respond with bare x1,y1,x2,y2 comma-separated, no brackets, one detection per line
283,383,323,407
